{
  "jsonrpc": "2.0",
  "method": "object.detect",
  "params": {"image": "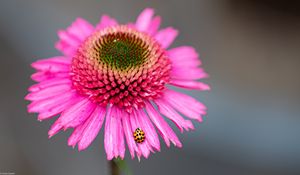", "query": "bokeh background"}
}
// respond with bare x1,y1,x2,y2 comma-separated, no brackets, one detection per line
0,0,300,174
